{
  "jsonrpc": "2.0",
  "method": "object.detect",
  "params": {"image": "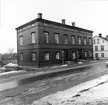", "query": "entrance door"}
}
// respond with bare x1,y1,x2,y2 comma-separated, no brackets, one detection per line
64,49,68,61
78,49,82,60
